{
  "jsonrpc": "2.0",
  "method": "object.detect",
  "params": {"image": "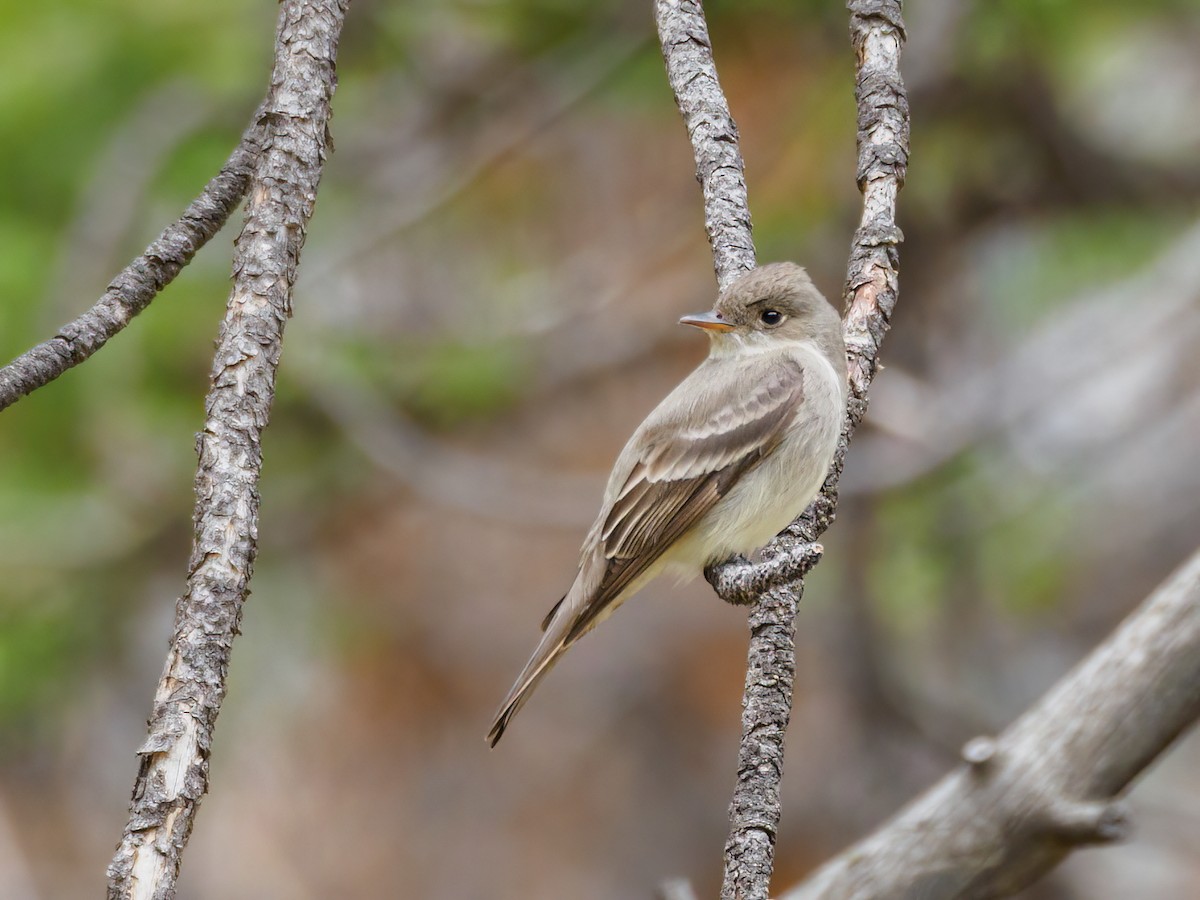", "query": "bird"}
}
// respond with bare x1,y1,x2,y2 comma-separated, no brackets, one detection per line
487,262,847,746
